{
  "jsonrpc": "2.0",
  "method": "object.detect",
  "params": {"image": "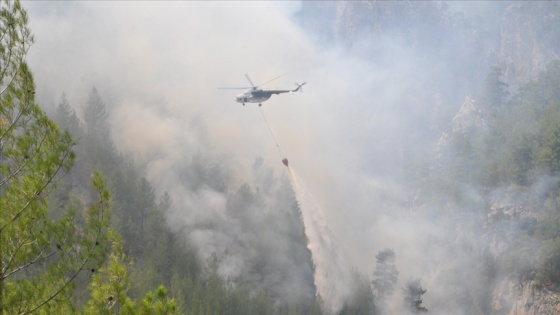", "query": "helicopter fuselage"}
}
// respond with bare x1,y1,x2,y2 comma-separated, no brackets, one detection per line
220,74,305,106
235,90,273,104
